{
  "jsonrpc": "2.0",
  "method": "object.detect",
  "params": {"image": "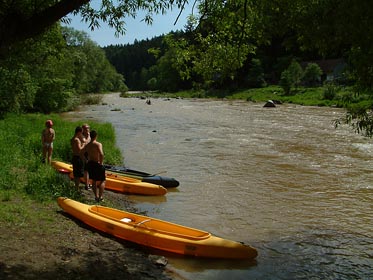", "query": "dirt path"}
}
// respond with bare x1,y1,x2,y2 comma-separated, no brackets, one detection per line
0,190,178,280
